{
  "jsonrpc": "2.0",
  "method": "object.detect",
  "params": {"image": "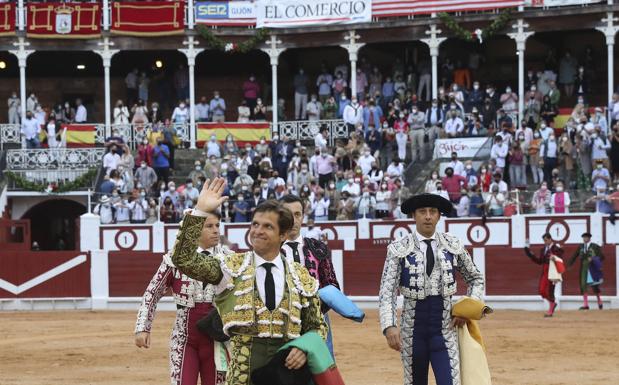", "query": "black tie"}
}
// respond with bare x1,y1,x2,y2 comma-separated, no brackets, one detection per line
262,263,276,311
423,239,434,276
286,241,301,263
